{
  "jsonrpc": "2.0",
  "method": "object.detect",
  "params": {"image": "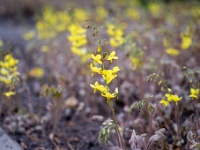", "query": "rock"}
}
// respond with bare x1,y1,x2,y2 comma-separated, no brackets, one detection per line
0,127,22,150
